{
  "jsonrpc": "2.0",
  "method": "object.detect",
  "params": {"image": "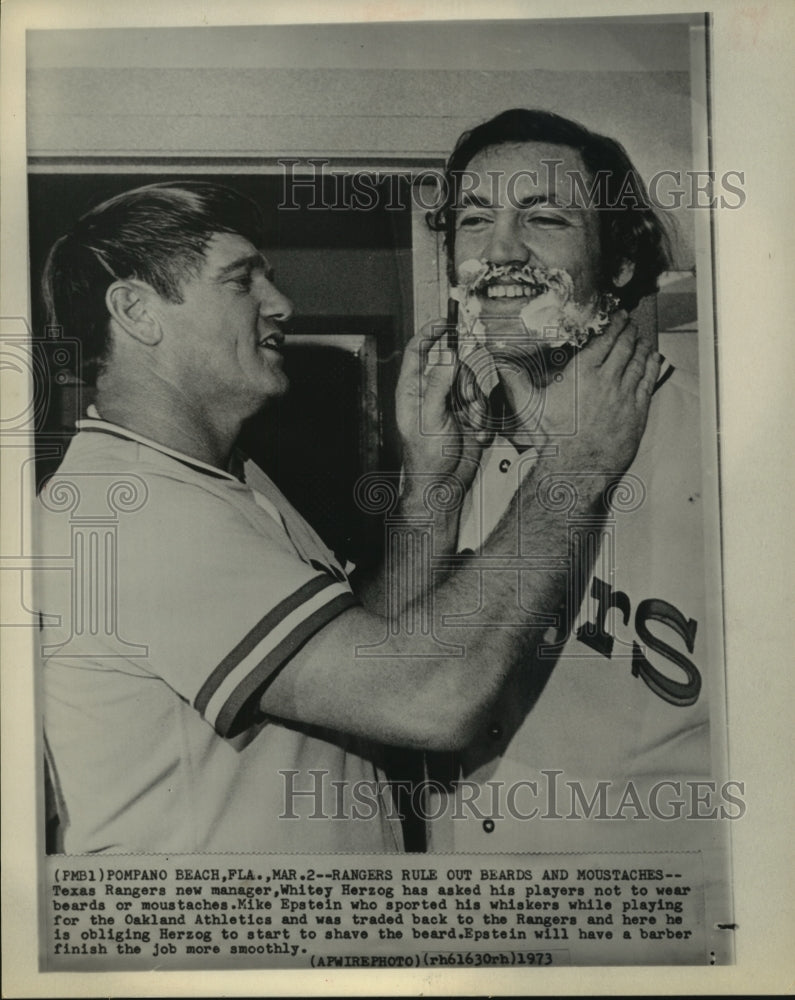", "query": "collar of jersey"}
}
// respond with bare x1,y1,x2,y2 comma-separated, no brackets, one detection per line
76,408,240,483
